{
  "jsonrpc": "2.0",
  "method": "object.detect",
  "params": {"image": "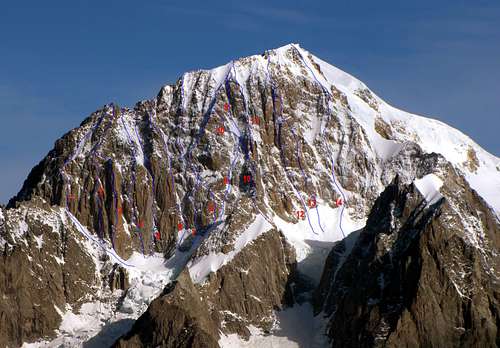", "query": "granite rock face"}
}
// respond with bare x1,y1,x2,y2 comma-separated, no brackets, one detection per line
0,43,499,346
0,198,100,347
